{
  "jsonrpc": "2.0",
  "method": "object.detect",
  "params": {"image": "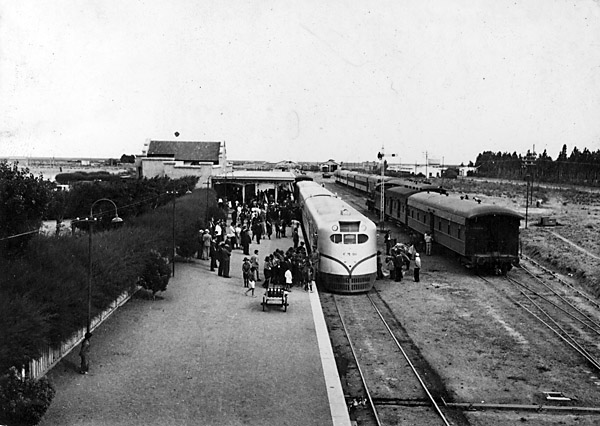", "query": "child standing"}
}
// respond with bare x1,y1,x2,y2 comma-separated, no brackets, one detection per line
242,258,251,287
245,266,257,297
